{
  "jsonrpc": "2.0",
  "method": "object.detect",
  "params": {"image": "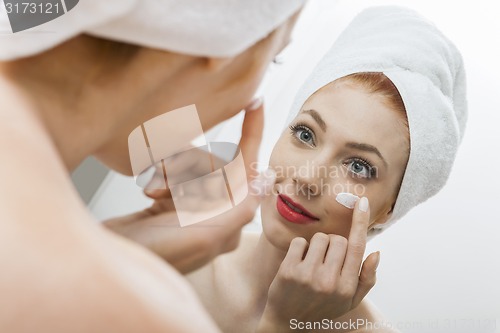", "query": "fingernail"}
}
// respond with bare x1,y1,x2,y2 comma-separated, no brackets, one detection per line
246,96,263,112
359,197,369,213
374,251,381,271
